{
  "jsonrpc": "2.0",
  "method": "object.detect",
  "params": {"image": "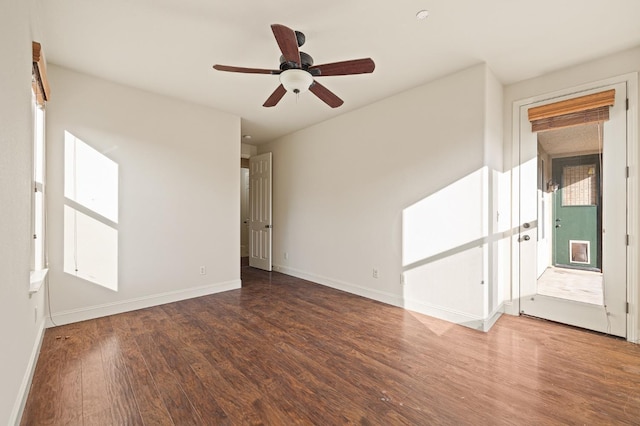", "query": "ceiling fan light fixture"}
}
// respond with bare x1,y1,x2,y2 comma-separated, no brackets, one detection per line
279,69,313,94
